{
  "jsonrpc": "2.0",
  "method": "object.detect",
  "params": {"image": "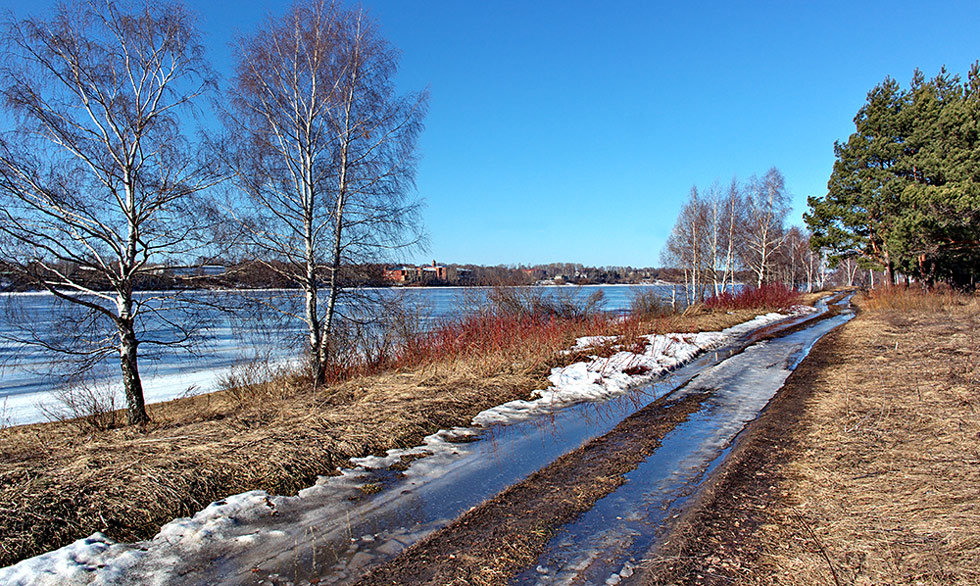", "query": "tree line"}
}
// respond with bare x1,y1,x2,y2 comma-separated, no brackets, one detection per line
661,168,824,303
806,65,980,289
0,0,425,424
